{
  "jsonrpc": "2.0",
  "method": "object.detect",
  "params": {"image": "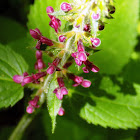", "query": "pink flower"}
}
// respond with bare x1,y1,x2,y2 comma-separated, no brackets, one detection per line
46,6,54,14
29,28,42,40
53,77,68,100
58,35,66,42
26,96,40,114
83,60,100,73
49,16,61,33
61,2,72,12
90,37,101,47
47,58,61,74
58,107,65,116
40,36,53,46
69,74,91,88
71,40,88,66
92,12,100,20
83,24,91,32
